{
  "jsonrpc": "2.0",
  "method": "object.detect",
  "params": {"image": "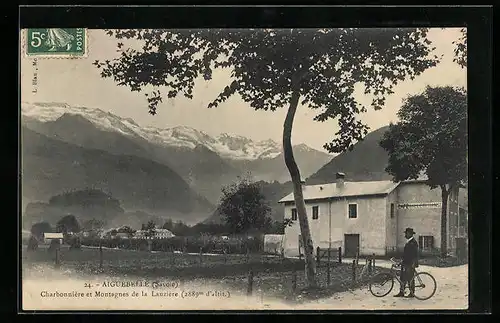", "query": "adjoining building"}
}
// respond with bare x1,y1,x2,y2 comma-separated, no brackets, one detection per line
278,172,468,258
